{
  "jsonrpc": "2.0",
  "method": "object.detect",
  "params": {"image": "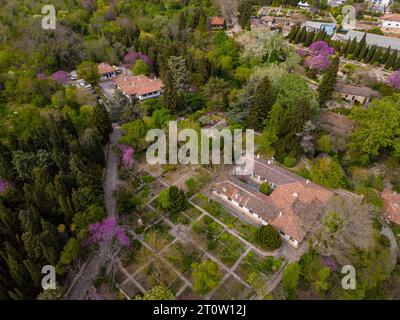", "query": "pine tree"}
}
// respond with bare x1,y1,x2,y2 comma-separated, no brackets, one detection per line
91,103,112,144
238,0,252,30
381,46,391,65
0,141,17,181
385,50,397,69
318,55,340,107
247,76,274,131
